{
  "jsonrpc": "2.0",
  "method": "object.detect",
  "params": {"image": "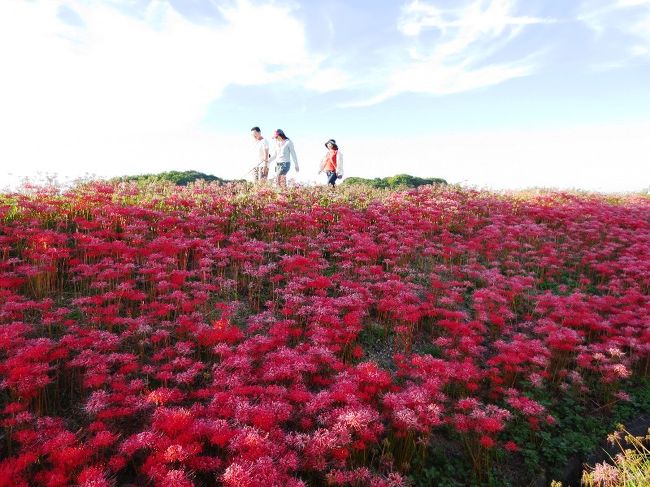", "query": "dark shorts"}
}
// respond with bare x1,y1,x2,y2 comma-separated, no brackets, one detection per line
276,161,290,176
326,170,338,186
